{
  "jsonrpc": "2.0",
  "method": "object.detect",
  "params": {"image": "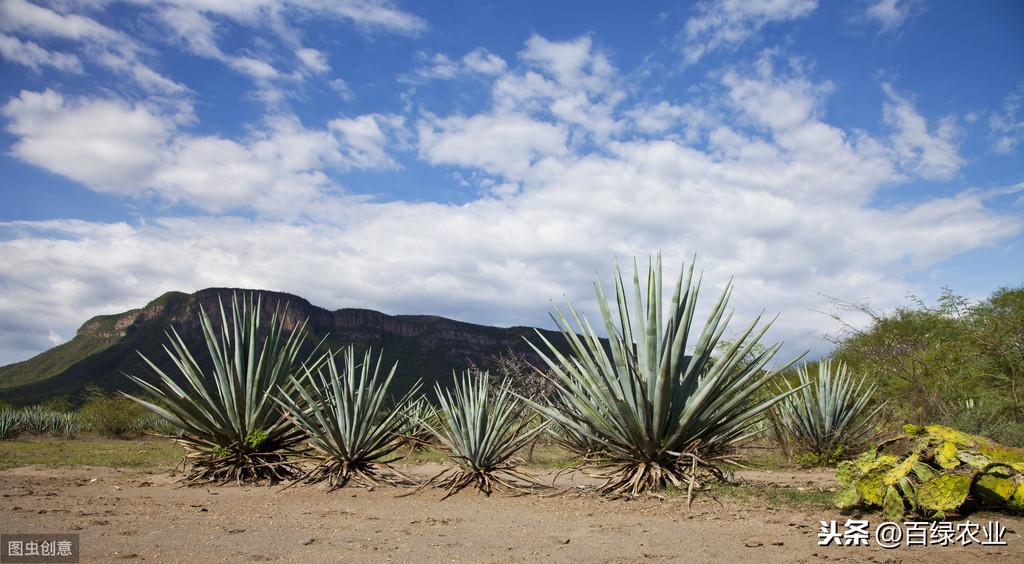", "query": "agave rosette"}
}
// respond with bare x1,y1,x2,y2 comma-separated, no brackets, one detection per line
771,359,884,463
274,346,420,489
125,293,324,484
421,371,546,498
530,255,802,496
